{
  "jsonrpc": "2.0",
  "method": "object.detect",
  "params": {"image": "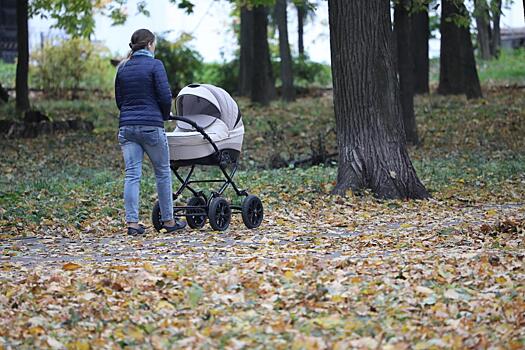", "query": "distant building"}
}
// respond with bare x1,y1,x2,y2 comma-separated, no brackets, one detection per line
0,0,17,63
501,27,525,50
